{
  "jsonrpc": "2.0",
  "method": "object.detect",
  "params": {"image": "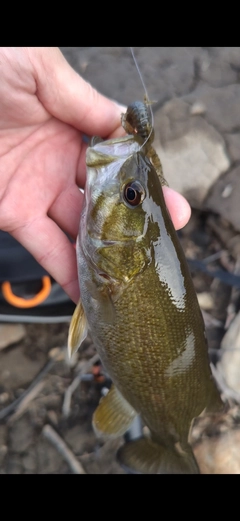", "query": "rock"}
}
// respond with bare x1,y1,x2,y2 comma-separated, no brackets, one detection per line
217,310,240,393
194,429,240,474
9,417,34,453
37,439,65,474
0,345,42,391
184,82,240,133
22,448,37,473
214,47,240,69
198,54,238,87
205,165,240,232
6,454,23,474
0,324,26,350
154,99,230,207
132,47,196,104
61,47,196,107
80,438,125,474
64,424,96,455
225,132,240,163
